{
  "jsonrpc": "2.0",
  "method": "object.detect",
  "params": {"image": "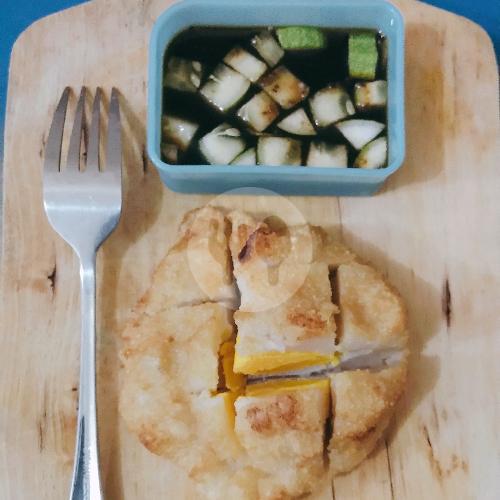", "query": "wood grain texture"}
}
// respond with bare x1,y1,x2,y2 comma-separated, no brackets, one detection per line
0,0,498,499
